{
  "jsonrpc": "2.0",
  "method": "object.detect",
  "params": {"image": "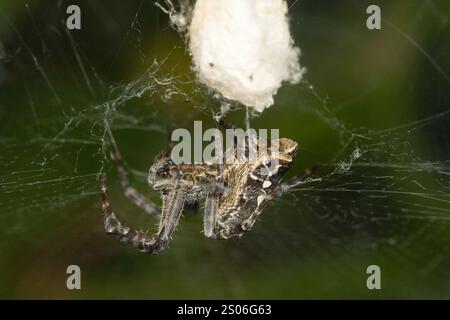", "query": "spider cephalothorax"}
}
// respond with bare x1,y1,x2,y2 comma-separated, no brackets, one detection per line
100,133,308,254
